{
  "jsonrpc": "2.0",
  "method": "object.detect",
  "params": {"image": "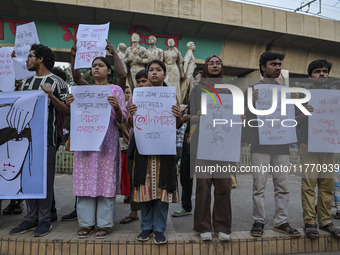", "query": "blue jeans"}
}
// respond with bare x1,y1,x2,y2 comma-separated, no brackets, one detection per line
140,200,169,232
